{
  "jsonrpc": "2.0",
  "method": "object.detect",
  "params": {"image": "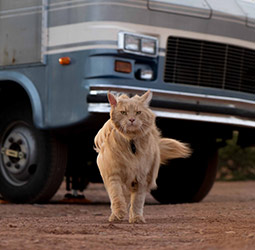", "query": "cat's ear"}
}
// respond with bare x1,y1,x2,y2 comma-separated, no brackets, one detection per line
140,90,152,106
107,92,117,107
